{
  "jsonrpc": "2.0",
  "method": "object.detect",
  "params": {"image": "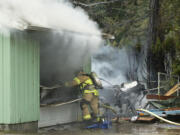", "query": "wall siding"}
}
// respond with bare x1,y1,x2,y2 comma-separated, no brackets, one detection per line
0,32,11,123
0,31,40,124
83,56,91,74
10,32,40,124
